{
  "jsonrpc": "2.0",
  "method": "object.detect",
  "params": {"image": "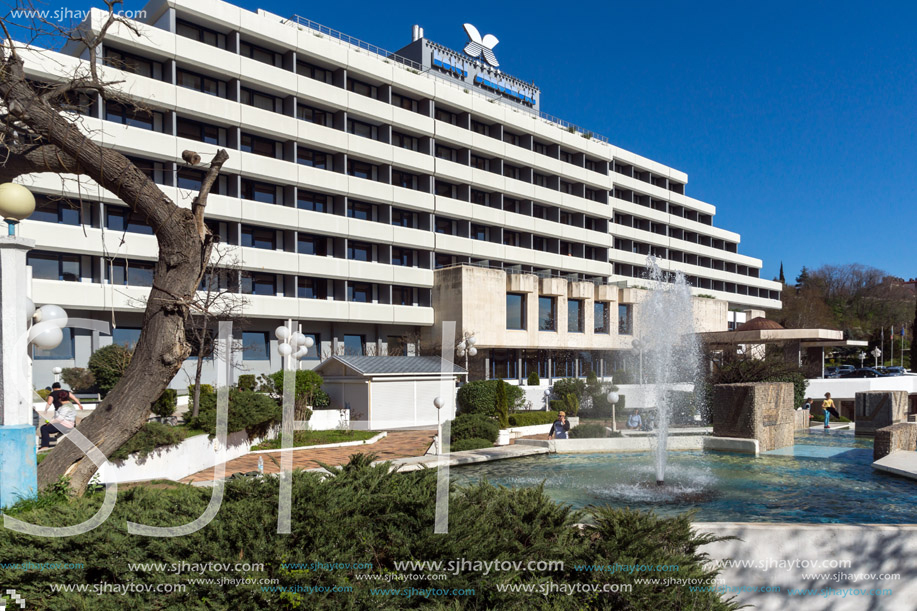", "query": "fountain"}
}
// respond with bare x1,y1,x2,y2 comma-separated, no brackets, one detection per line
635,256,704,485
